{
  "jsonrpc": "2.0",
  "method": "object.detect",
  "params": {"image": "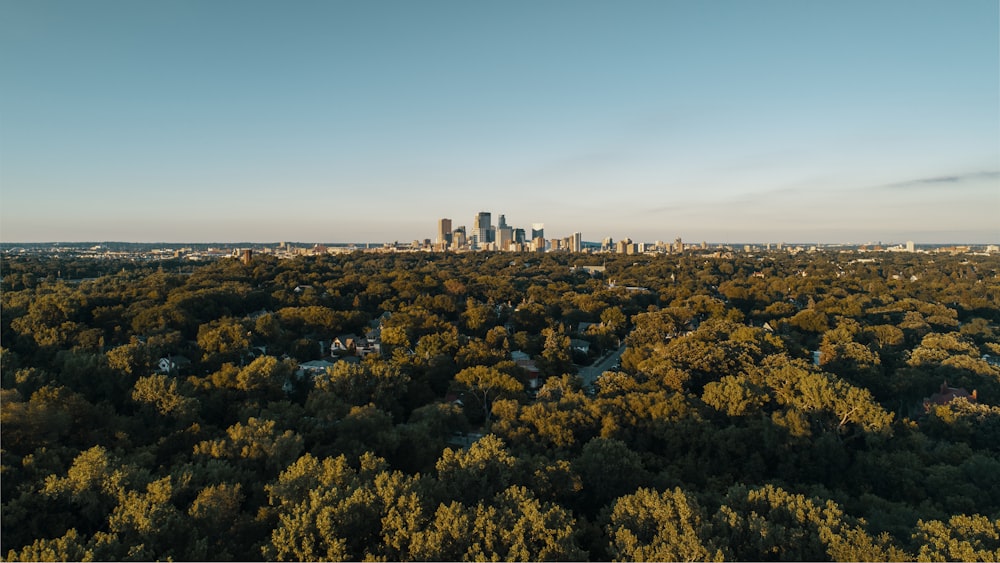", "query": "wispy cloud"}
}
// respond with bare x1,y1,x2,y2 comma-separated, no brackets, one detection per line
877,170,1000,190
